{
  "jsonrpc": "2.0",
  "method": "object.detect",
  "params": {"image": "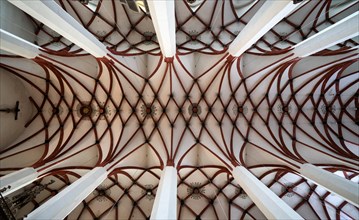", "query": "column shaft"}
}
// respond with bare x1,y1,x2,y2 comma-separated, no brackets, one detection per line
147,0,176,57
293,12,359,57
25,167,108,220
150,166,177,220
0,29,40,59
8,0,107,57
0,167,38,197
232,166,303,220
300,163,359,207
228,0,299,57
